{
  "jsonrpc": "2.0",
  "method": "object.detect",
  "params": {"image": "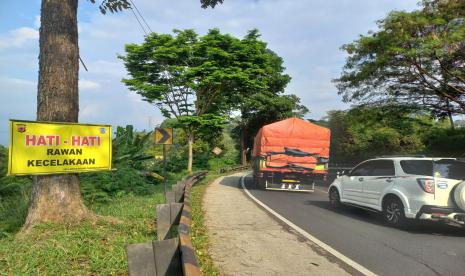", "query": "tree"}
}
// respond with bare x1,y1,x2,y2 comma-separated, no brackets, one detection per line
120,29,239,172
335,0,465,119
25,0,225,230
235,93,308,164
225,30,302,164
325,106,431,163
120,29,292,171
